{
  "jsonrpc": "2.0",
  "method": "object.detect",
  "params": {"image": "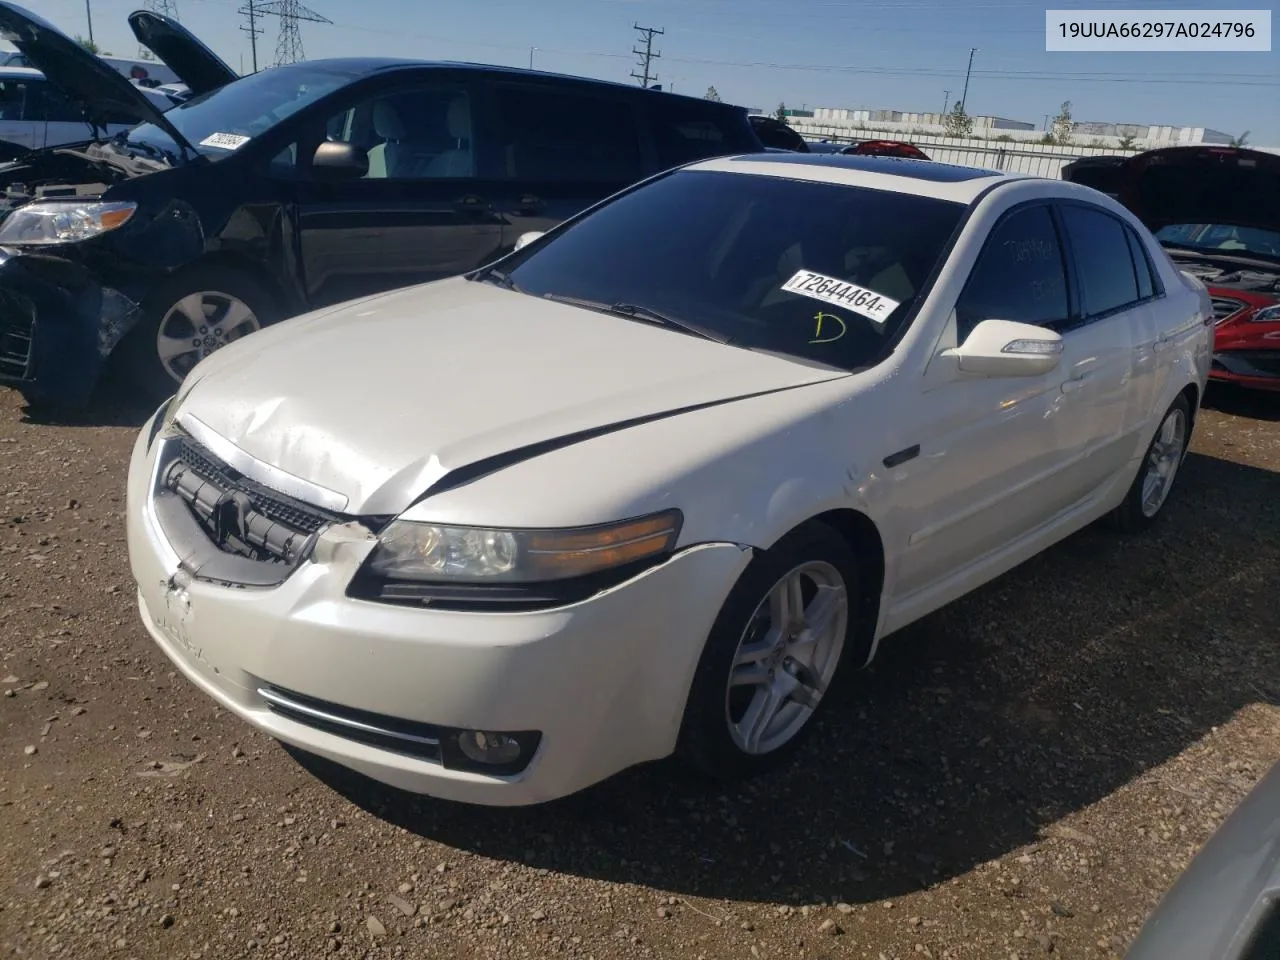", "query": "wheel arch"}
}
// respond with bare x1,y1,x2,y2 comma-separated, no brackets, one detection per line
767,507,885,669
